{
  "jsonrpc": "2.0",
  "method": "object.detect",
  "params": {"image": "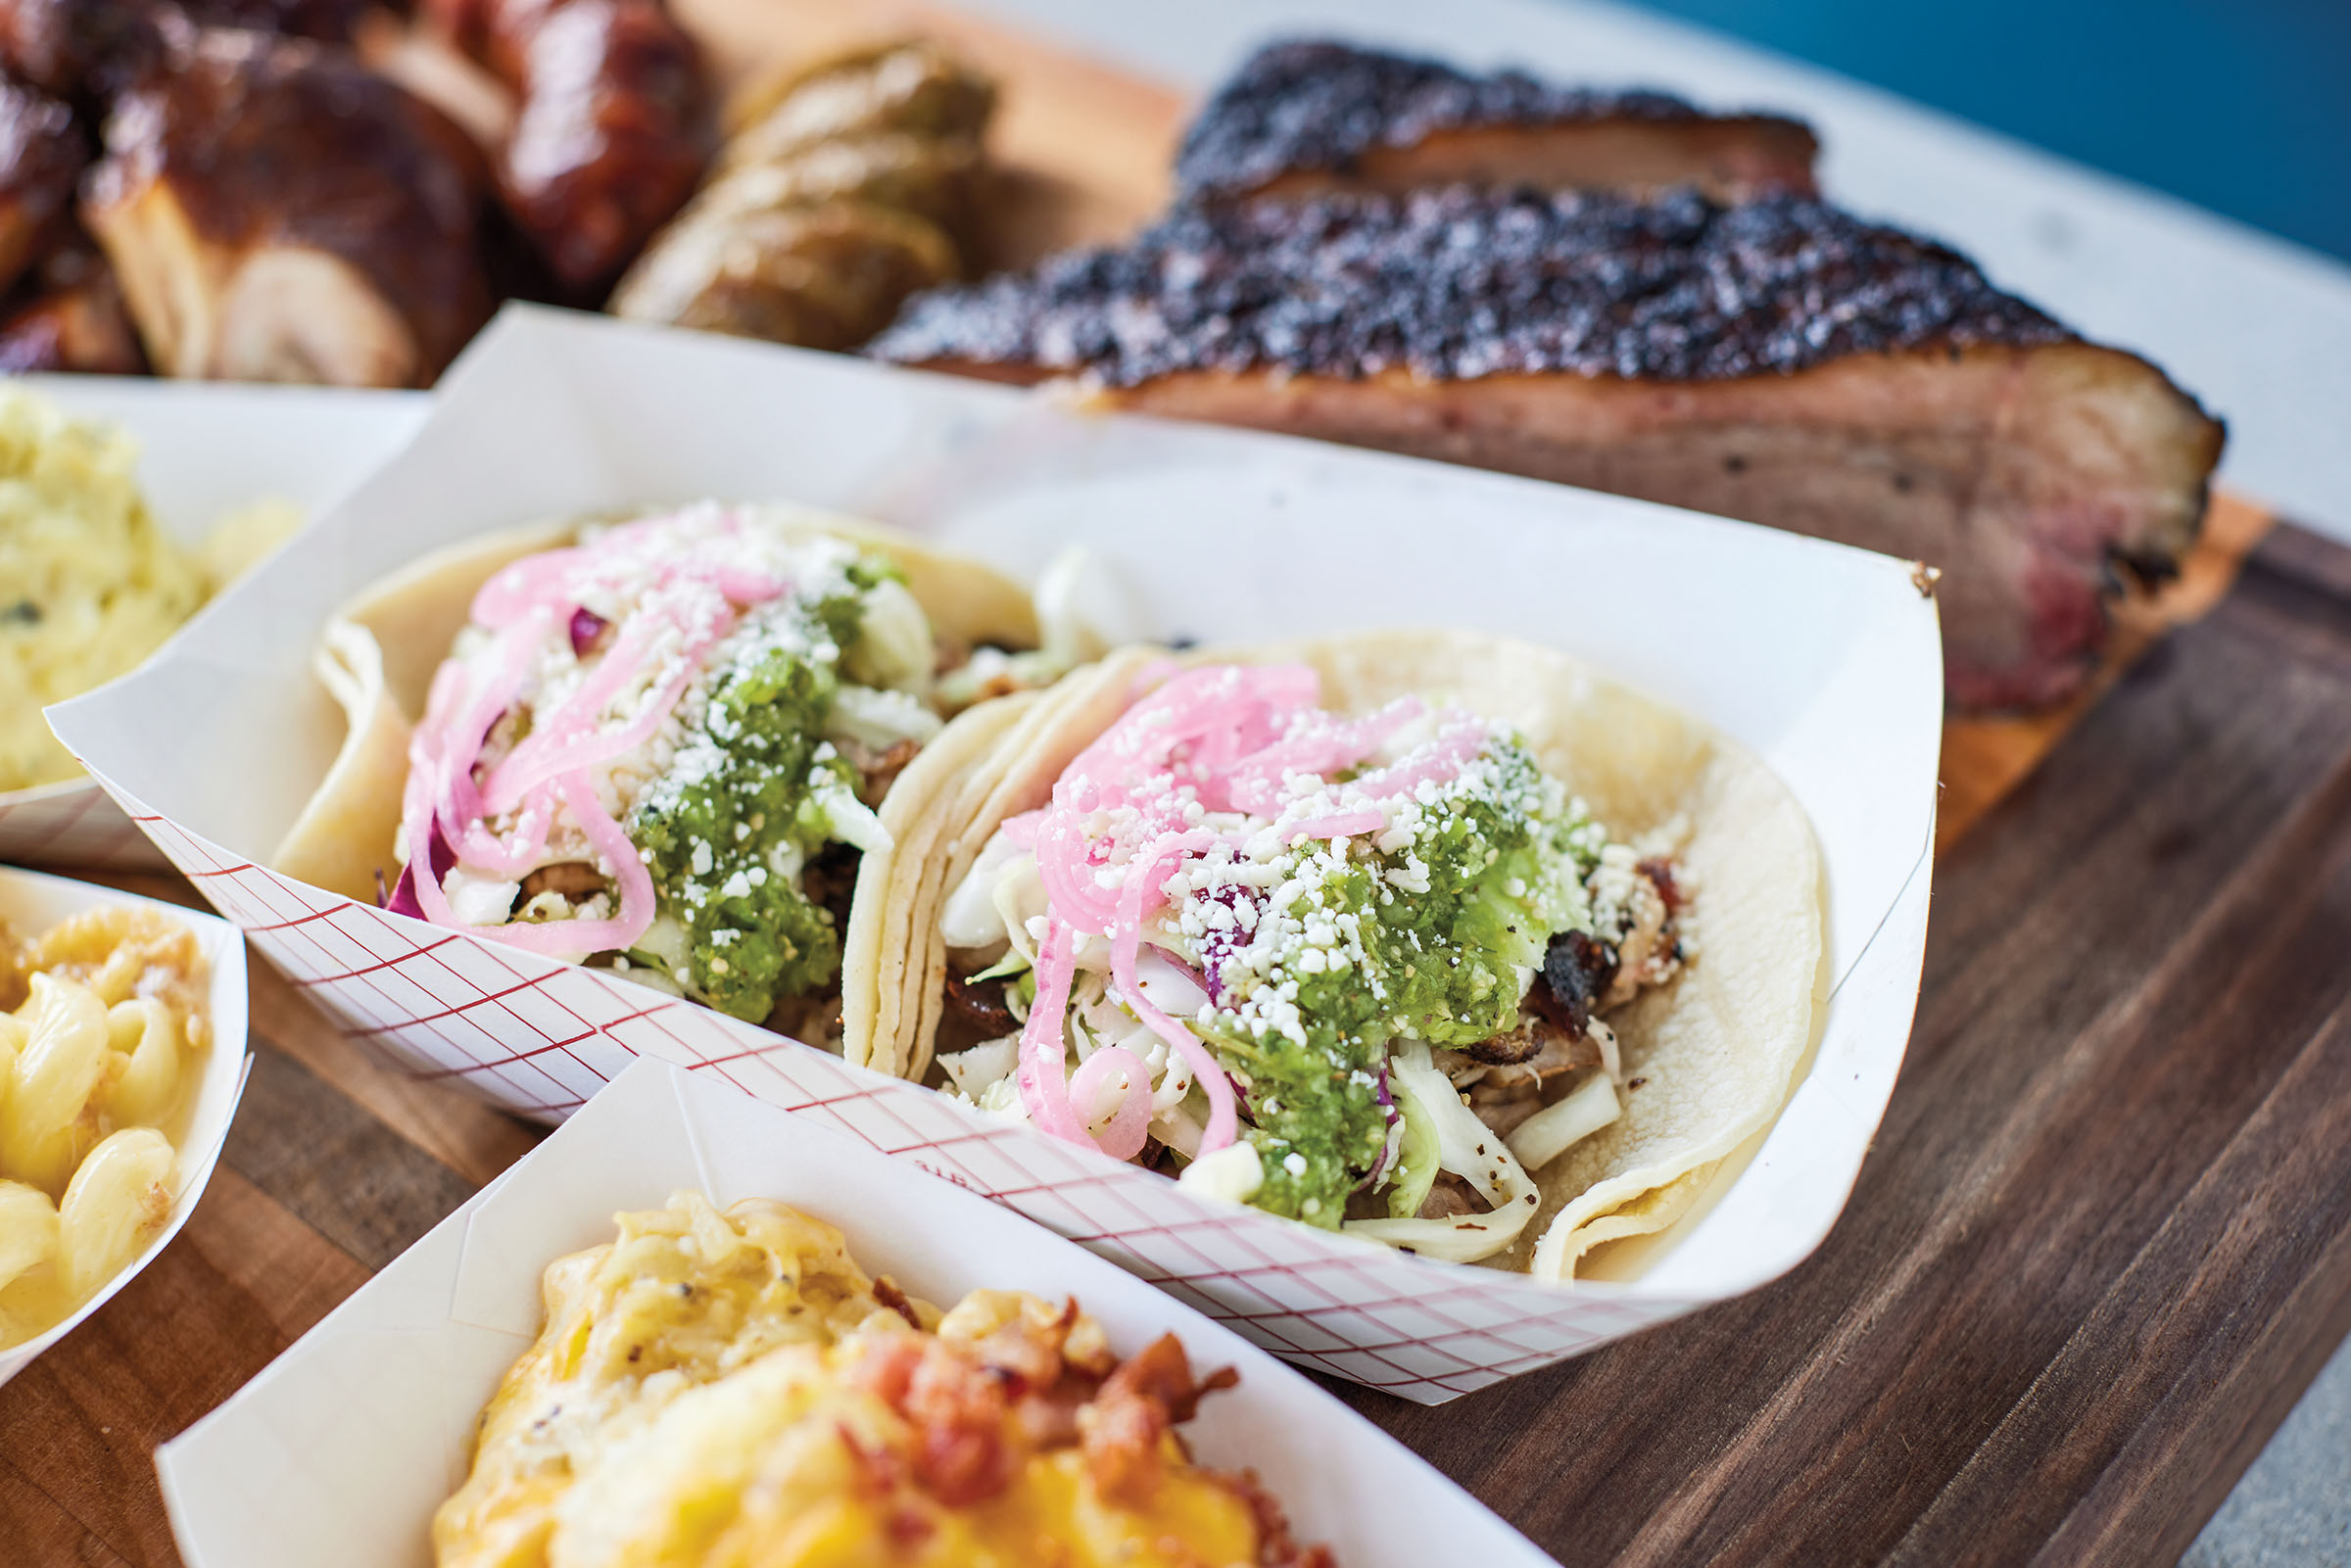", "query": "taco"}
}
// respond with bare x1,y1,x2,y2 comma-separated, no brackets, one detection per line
273,500,1058,1044
851,634,1824,1279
